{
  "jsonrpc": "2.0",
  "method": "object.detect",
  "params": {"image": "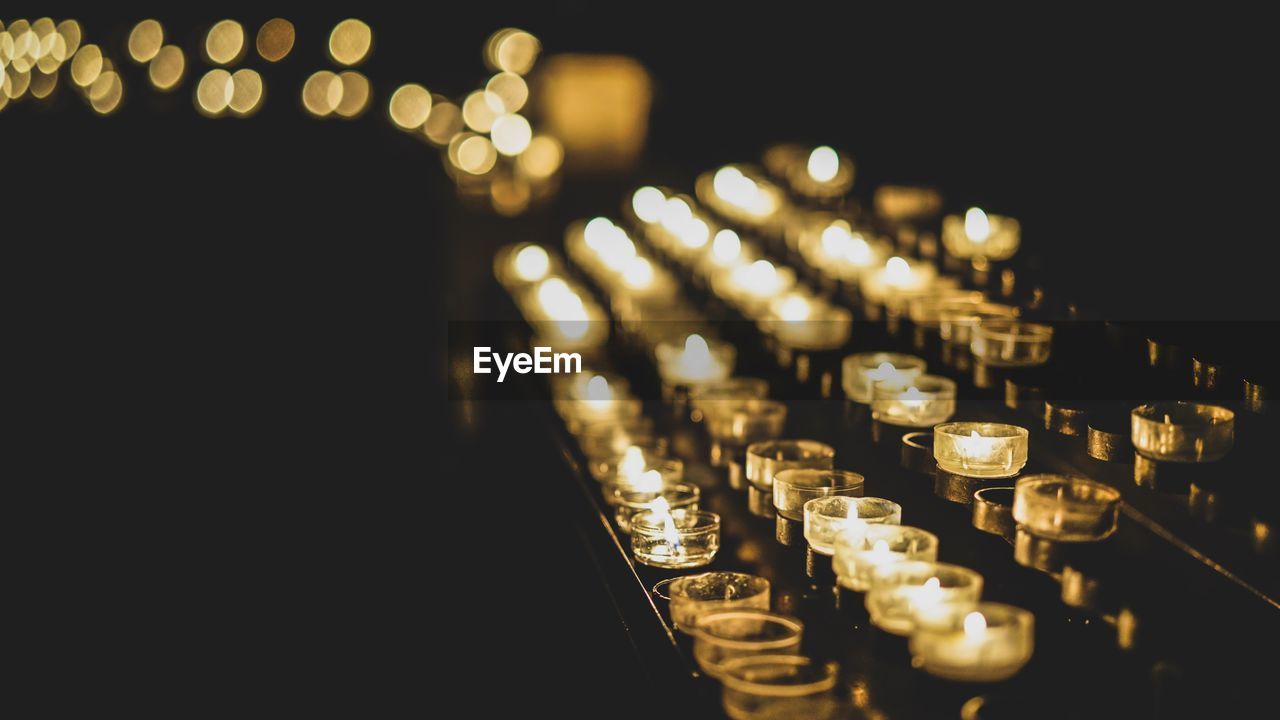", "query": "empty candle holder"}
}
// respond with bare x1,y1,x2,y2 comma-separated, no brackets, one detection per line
613,482,700,533
704,399,788,476
668,572,771,634
834,524,937,592
805,496,903,556
1012,474,1121,542
689,377,770,423
718,655,840,720
971,320,1053,368
1087,408,1135,462
691,610,804,678
933,422,1029,478
842,352,927,404
774,469,866,523
745,440,835,518
577,418,665,461
871,375,957,428
938,302,1020,346
971,487,1017,540
909,602,1034,682
901,432,935,474
1131,401,1235,462
866,561,984,636
631,509,721,569
941,208,1021,262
